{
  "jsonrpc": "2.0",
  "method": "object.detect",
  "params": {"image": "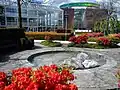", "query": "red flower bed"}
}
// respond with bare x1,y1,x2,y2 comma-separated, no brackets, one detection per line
69,36,77,43
0,65,78,90
97,37,110,46
87,32,104,37
69,34,88,44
